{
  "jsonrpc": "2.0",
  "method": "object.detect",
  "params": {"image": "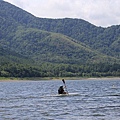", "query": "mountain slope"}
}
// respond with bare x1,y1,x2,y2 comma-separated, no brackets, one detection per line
1,26,117,64
33,19,120,58
0,45,33,65
0,1,120,59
